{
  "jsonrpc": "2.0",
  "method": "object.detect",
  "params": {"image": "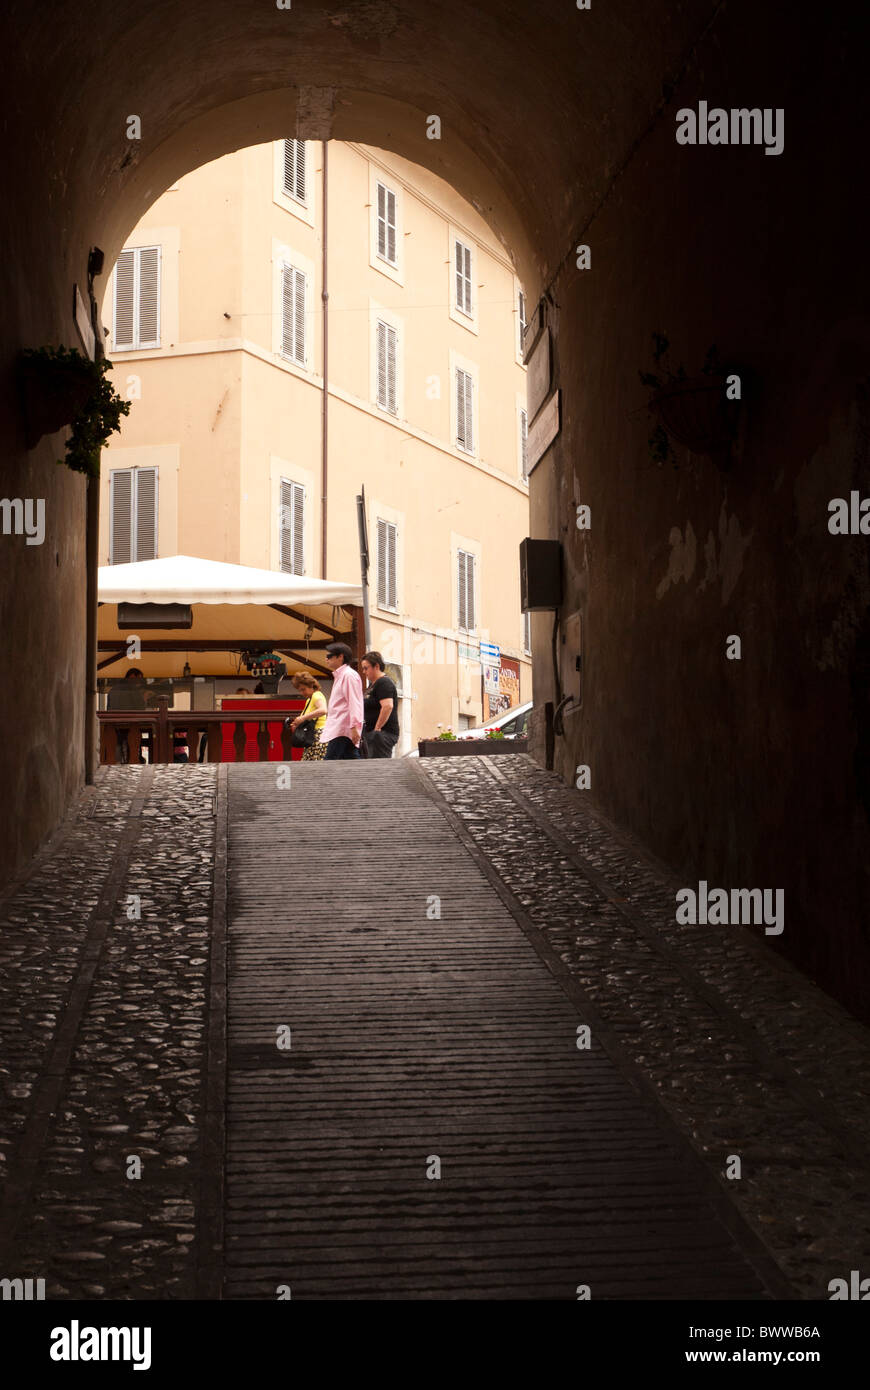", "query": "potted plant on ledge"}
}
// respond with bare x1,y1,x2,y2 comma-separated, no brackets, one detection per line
18,344,130,474
417,723,528,757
